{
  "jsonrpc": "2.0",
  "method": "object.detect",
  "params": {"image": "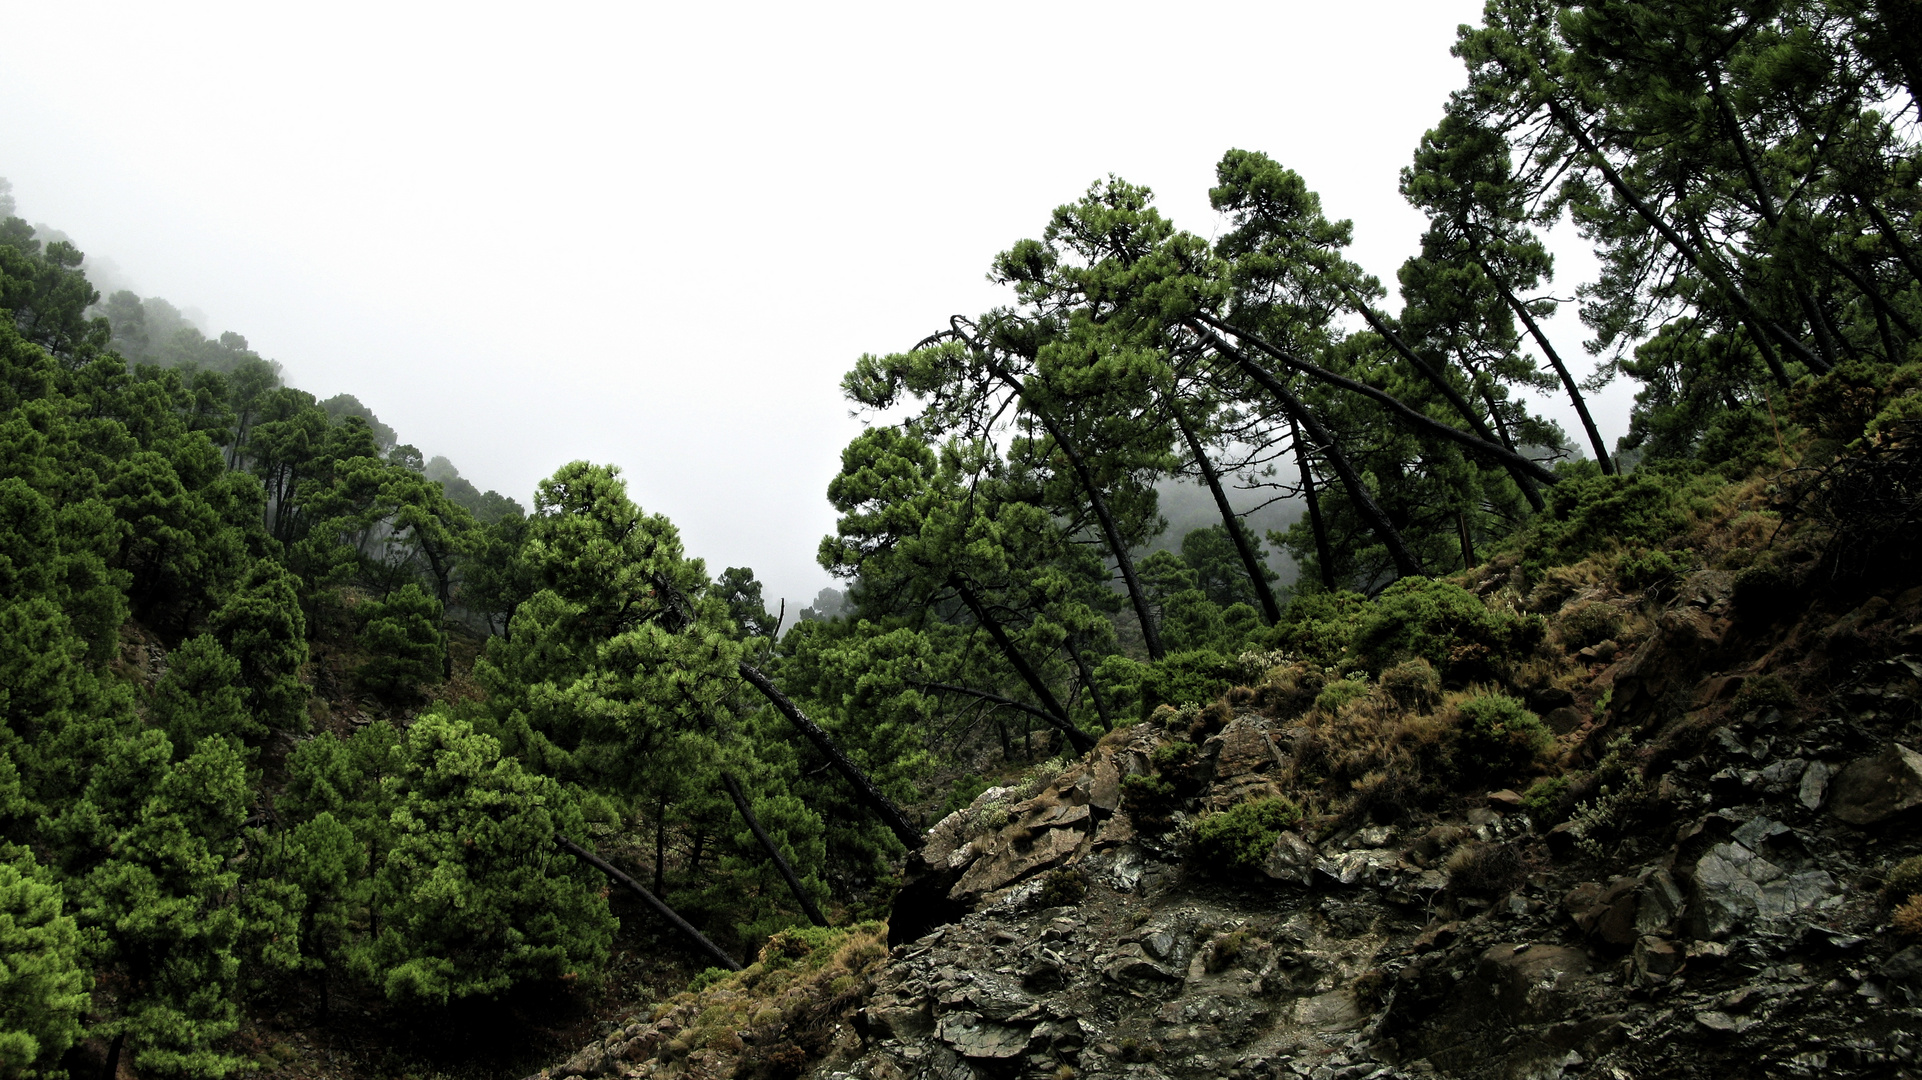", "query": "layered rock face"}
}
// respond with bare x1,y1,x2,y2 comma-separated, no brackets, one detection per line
532,582,1922,1080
